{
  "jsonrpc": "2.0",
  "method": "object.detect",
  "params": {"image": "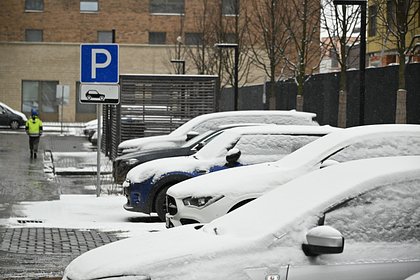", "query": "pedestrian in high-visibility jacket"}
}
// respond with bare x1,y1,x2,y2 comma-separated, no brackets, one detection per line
25,108,43,159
